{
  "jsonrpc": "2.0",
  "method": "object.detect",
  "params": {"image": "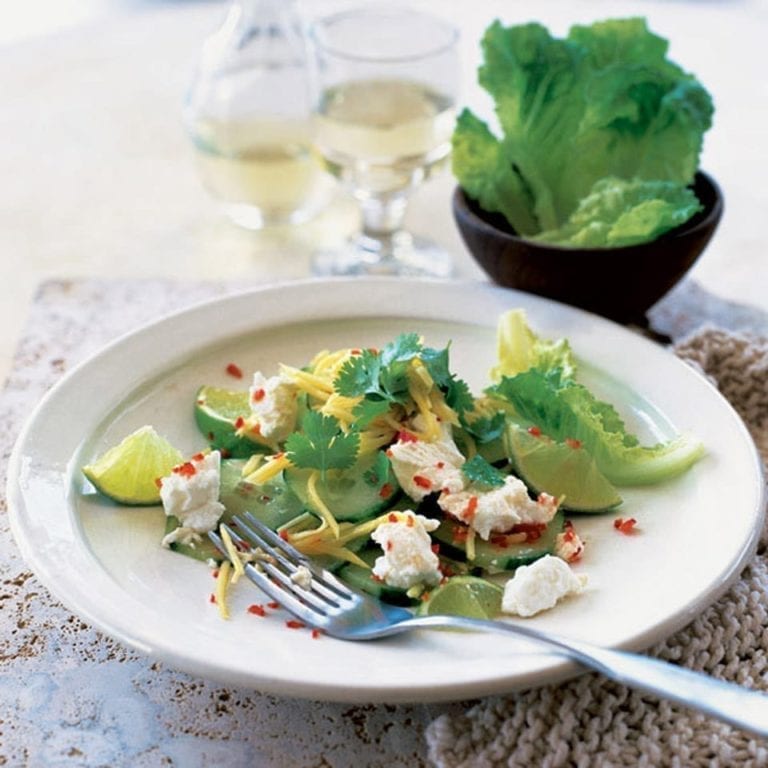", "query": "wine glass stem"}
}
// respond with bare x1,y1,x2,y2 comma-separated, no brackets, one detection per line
358,194,411,263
